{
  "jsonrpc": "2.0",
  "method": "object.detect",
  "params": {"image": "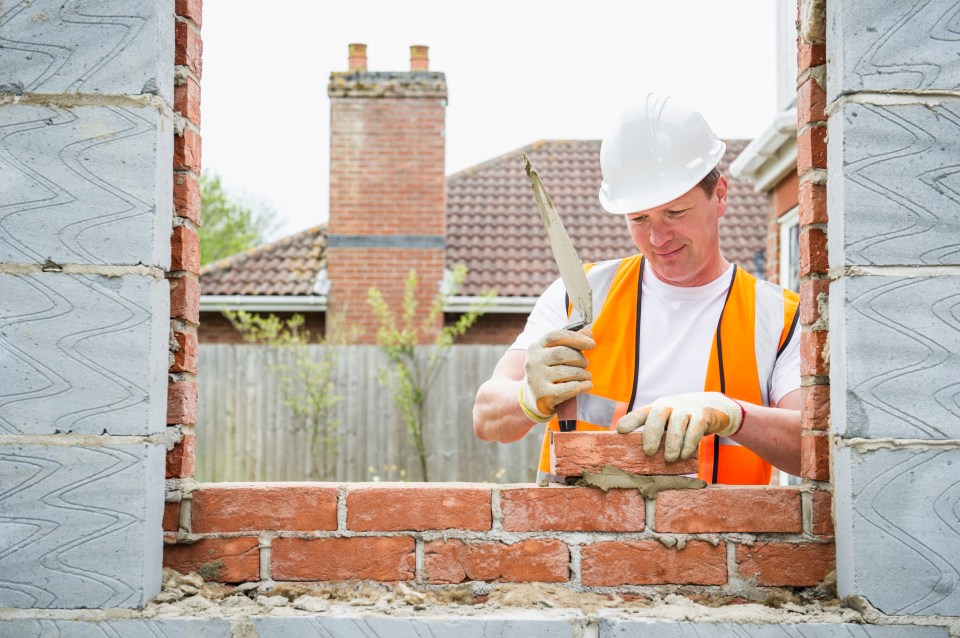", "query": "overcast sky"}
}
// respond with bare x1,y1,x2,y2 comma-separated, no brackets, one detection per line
201,0,779,240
